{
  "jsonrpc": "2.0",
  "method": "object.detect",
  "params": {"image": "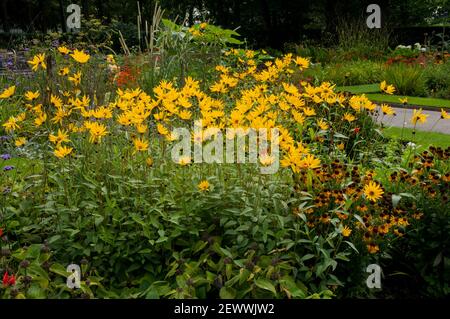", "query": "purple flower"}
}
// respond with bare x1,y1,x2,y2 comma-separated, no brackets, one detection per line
0,154,11,160
3,165,14,171
0,136,10,141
